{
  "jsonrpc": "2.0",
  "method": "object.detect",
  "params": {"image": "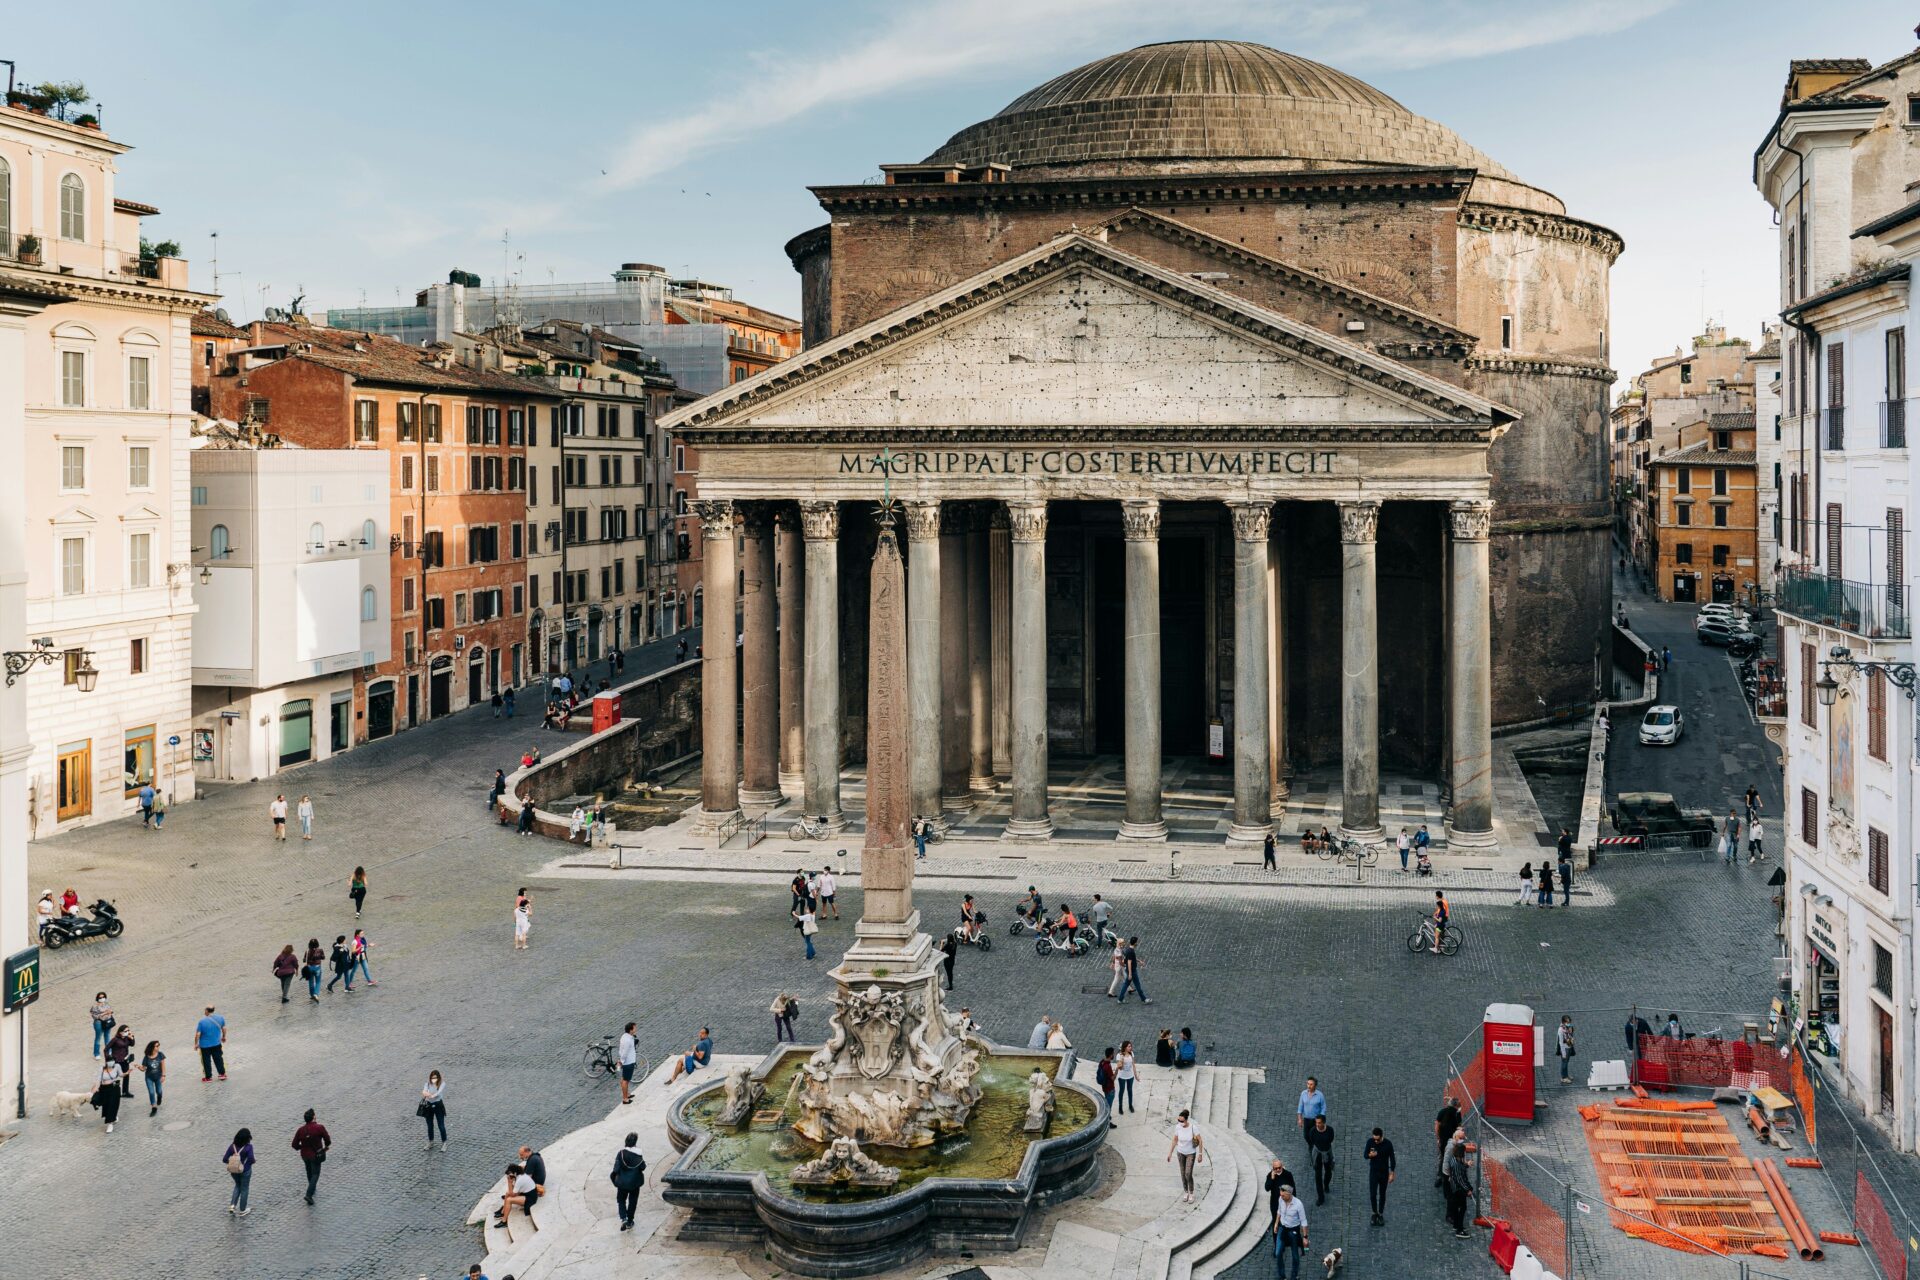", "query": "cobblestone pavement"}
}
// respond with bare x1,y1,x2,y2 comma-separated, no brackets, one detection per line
5,623,1830,1280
